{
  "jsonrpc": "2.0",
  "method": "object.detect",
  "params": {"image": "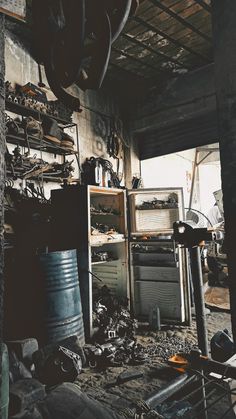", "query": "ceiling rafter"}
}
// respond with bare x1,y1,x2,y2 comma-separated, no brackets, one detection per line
194,0,211,13
132,15,211,63
112,45,166,74
121,32,192,70
149,0,212,43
